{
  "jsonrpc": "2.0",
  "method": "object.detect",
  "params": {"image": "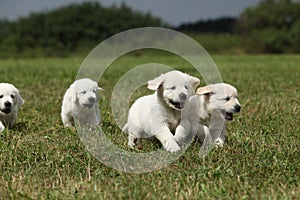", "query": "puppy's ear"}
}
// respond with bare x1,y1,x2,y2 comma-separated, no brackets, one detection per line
189,76,200,90
196,86,214,95
147,74,165,90
70,87,77,103
16,90,25,107
97,87,104,92
96,87,103,100
9,85,24,107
